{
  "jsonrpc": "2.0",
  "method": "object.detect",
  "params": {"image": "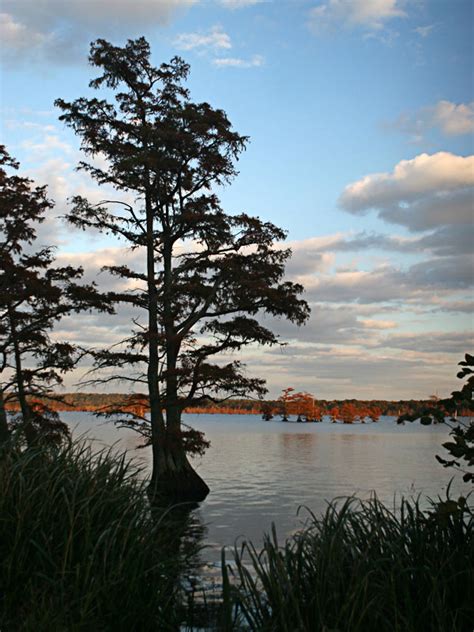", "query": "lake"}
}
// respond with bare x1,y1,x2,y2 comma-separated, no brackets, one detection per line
64,411,464,563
